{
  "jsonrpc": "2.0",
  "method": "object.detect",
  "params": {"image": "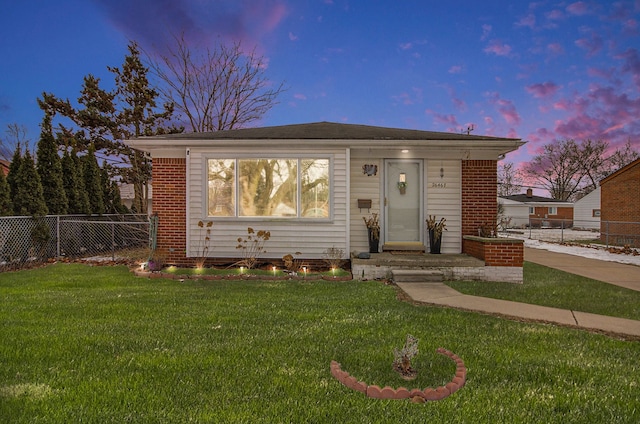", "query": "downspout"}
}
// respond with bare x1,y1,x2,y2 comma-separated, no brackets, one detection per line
185,148,191,258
